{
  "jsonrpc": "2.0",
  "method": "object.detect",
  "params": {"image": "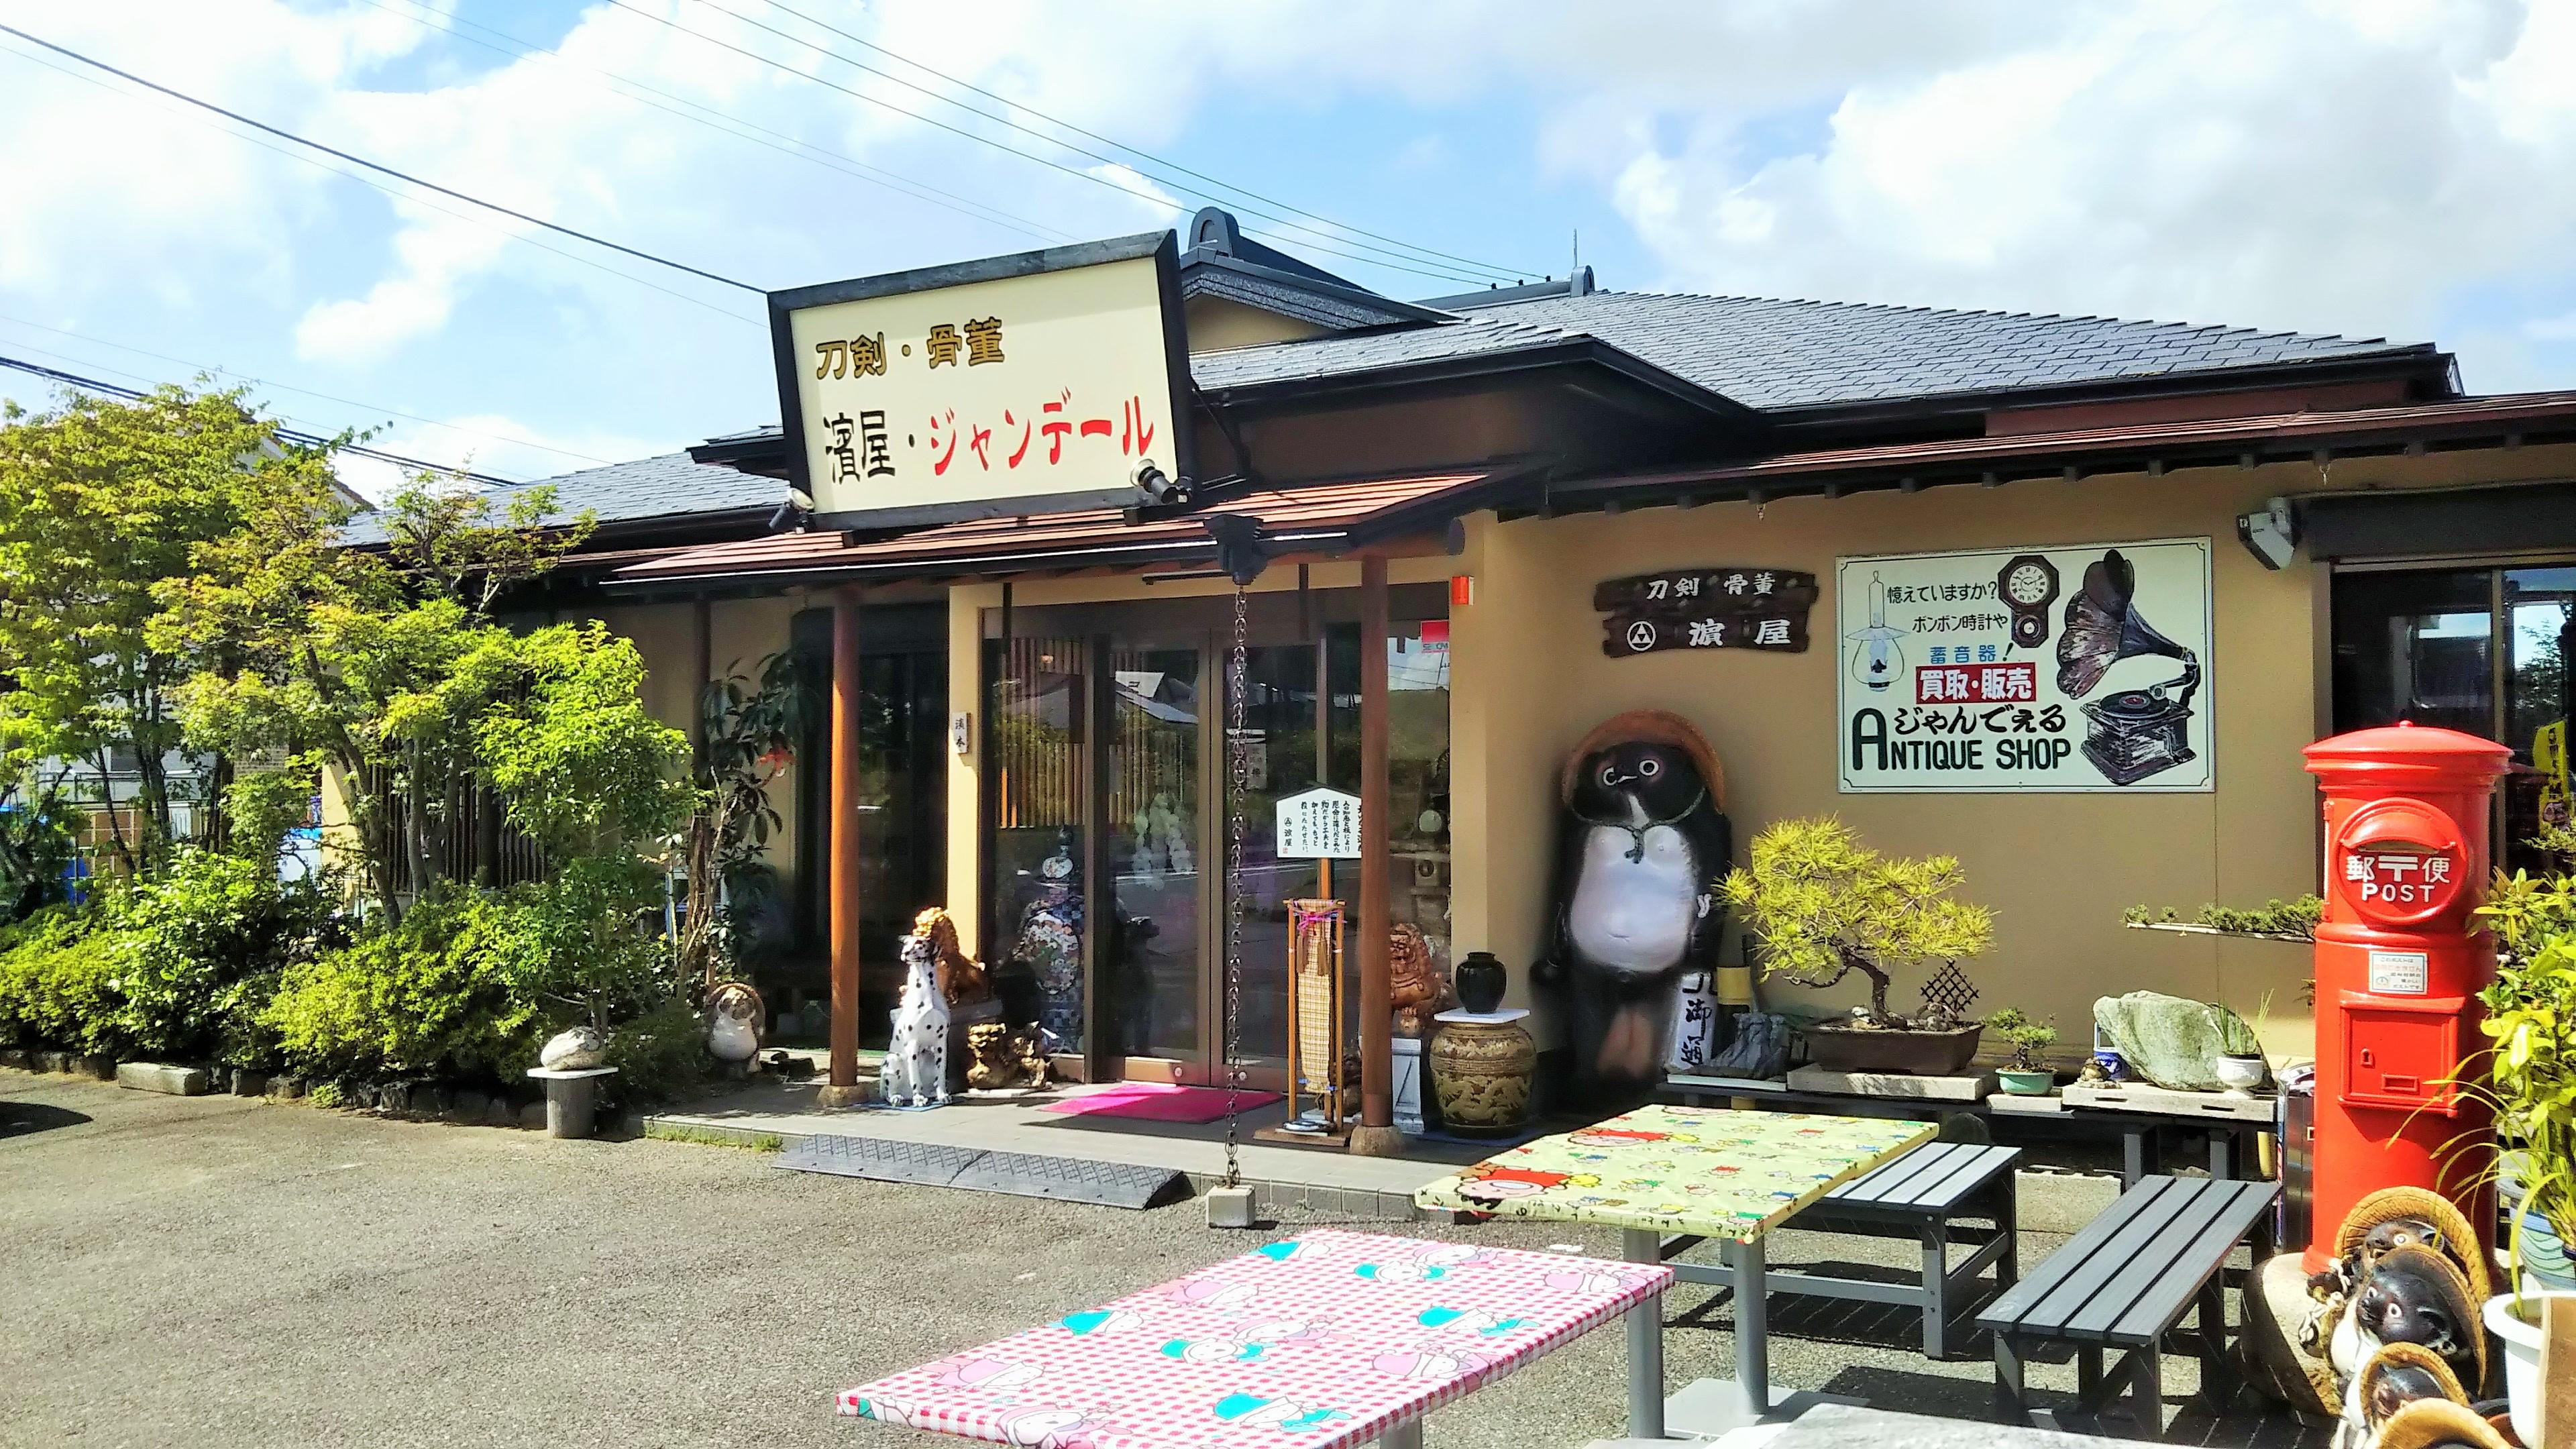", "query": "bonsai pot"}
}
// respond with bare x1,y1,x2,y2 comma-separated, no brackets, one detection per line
1801,1021,1984,1075
1453,953,1507,1014
1997,1067,2055,1095
2214,1053,2268,1096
